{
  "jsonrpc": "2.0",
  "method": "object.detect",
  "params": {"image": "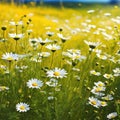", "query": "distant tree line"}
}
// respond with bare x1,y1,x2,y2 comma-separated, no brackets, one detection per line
0,0,119,5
